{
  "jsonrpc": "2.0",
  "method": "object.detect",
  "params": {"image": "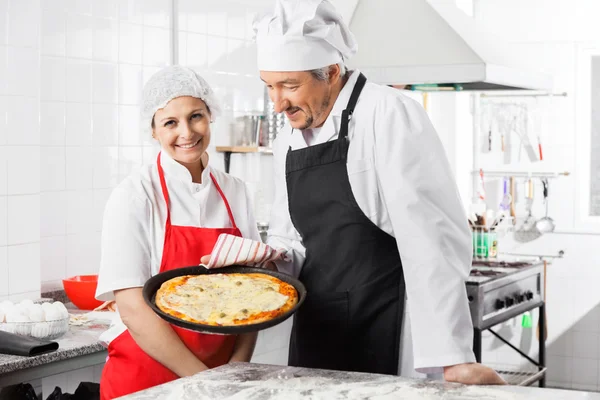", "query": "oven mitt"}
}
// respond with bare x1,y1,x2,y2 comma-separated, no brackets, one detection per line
0,330,59,357
204,233,289,269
